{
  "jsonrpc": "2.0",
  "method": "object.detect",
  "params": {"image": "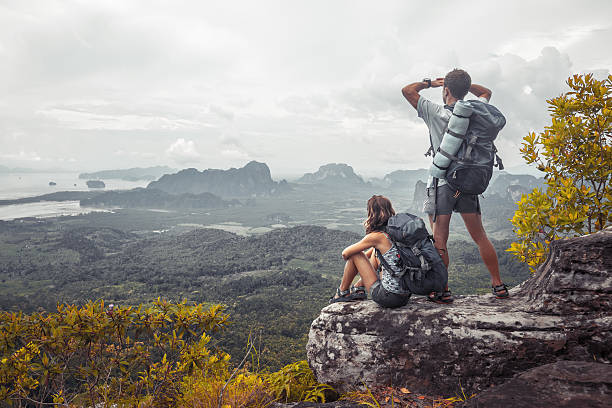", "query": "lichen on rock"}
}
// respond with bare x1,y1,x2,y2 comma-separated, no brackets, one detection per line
306,228,612,397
